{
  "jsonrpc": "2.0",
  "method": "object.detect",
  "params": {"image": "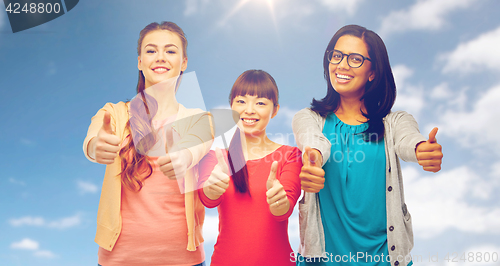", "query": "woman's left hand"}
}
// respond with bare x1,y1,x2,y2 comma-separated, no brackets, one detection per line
157,148,193,179
266,161,289,216
416,127,443,173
